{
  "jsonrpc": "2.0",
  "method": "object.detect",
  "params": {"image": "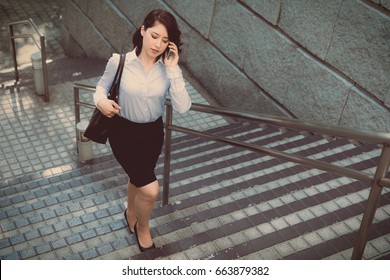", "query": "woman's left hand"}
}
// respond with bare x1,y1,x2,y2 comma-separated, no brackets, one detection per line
164,42,179,67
